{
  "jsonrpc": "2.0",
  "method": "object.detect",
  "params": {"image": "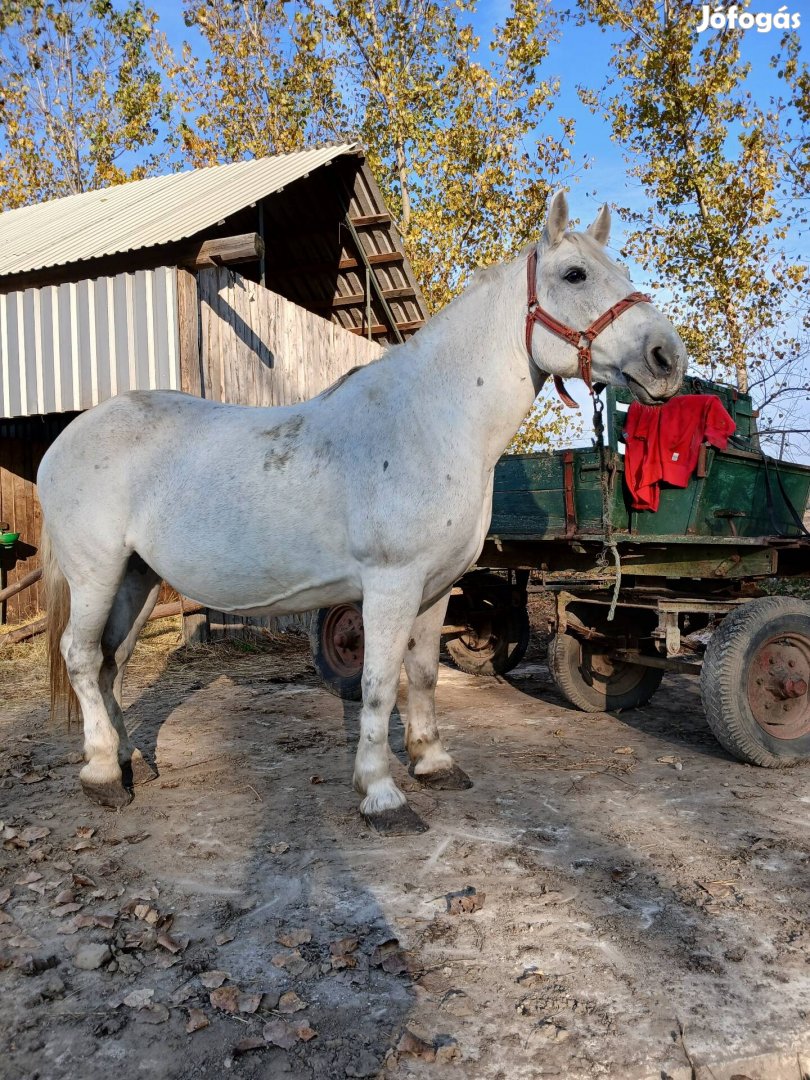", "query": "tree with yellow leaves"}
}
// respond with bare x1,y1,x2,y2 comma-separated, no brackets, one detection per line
174,0,579,446
327,0,576,313
578,0,808,400
0,0,174,209
172,0,346,165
